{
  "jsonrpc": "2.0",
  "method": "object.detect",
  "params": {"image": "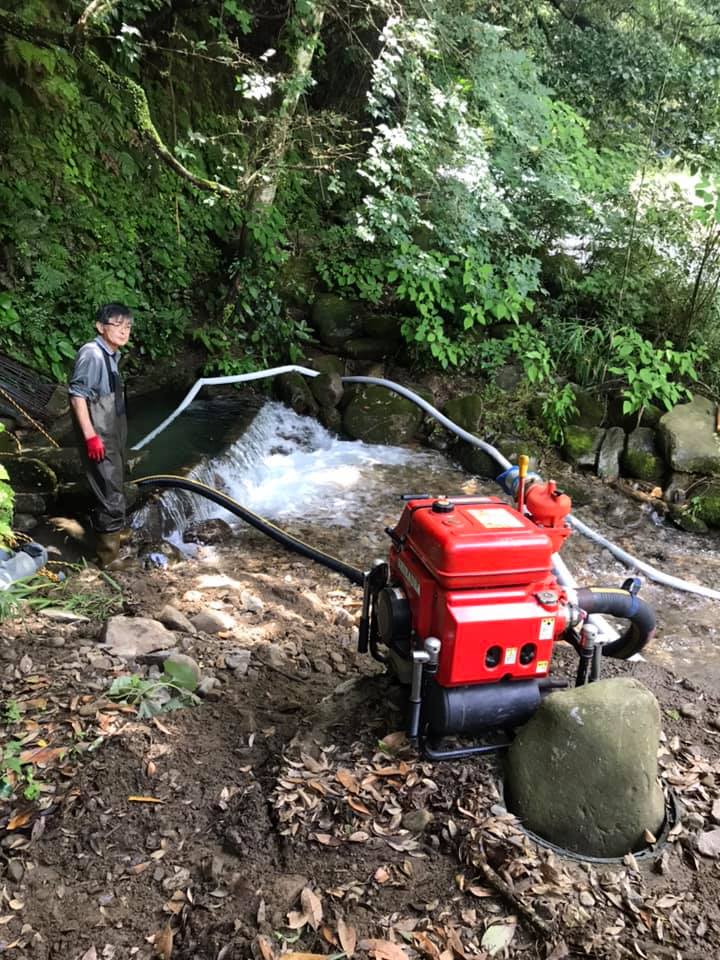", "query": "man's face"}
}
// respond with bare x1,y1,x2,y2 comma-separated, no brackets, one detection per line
96,316,132,351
